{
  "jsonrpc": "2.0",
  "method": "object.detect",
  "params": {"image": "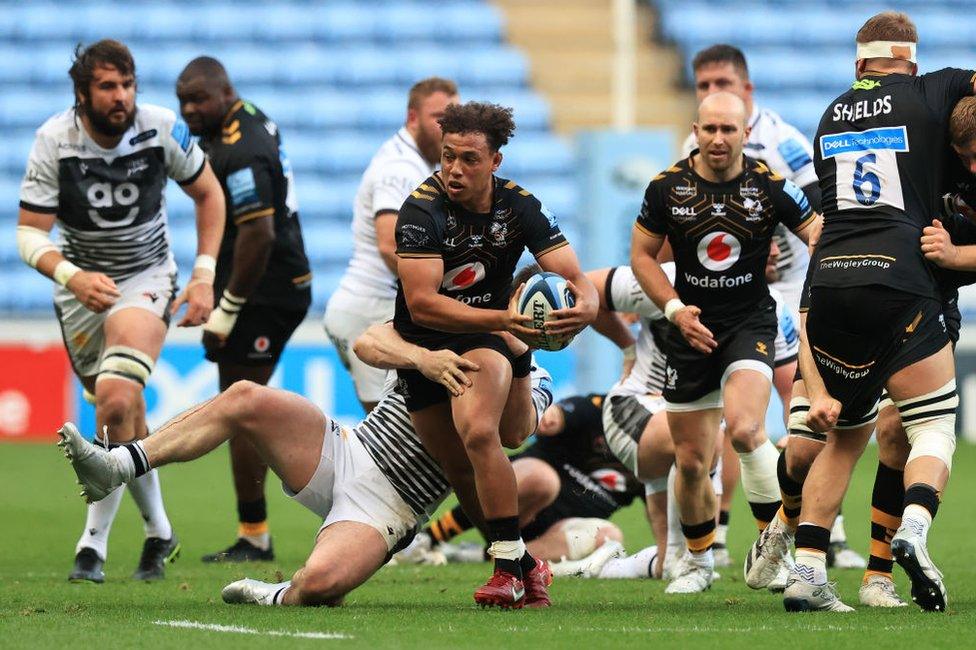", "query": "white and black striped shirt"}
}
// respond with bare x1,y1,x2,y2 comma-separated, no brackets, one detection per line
20,105,205,280
355,365,554,519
